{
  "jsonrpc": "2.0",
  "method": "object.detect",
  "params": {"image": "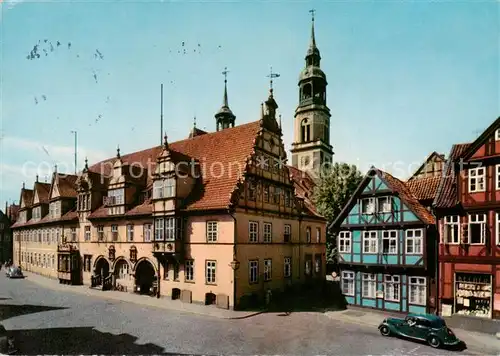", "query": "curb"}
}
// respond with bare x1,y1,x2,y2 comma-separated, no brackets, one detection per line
22,274,261,320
